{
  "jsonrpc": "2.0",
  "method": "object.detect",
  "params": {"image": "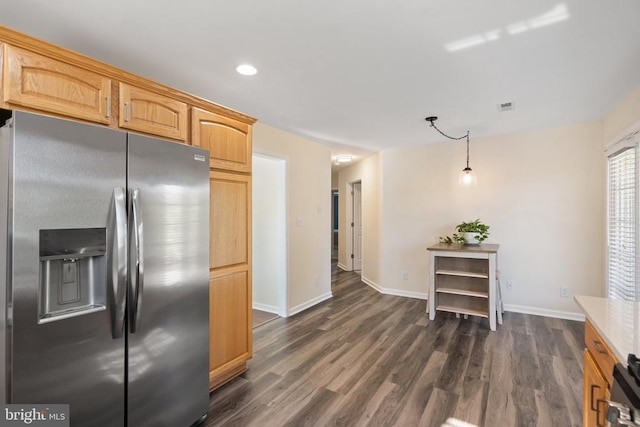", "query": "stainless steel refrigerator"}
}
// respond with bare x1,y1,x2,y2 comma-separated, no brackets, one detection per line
0,111,210,426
